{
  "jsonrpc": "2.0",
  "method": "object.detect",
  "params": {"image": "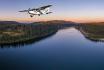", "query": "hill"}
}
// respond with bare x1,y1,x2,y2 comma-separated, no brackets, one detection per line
76,23,104,42
0,20,76,45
